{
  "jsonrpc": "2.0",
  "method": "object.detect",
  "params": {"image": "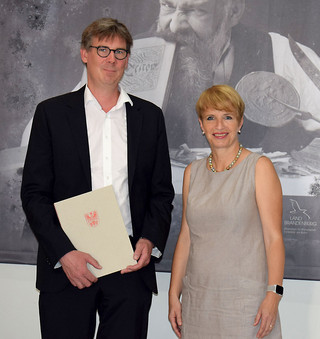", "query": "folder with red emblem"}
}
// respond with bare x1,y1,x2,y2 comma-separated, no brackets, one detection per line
54,185,136,278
